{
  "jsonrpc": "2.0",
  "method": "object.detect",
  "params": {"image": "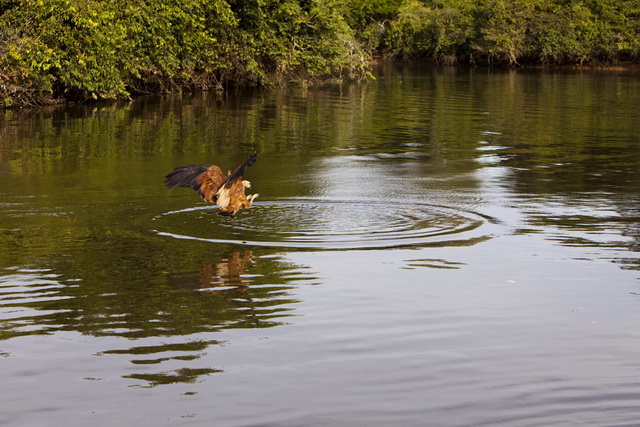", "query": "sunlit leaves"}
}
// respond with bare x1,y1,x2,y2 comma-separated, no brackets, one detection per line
0,0,367,107
1,0,639,107
382,0,640,65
